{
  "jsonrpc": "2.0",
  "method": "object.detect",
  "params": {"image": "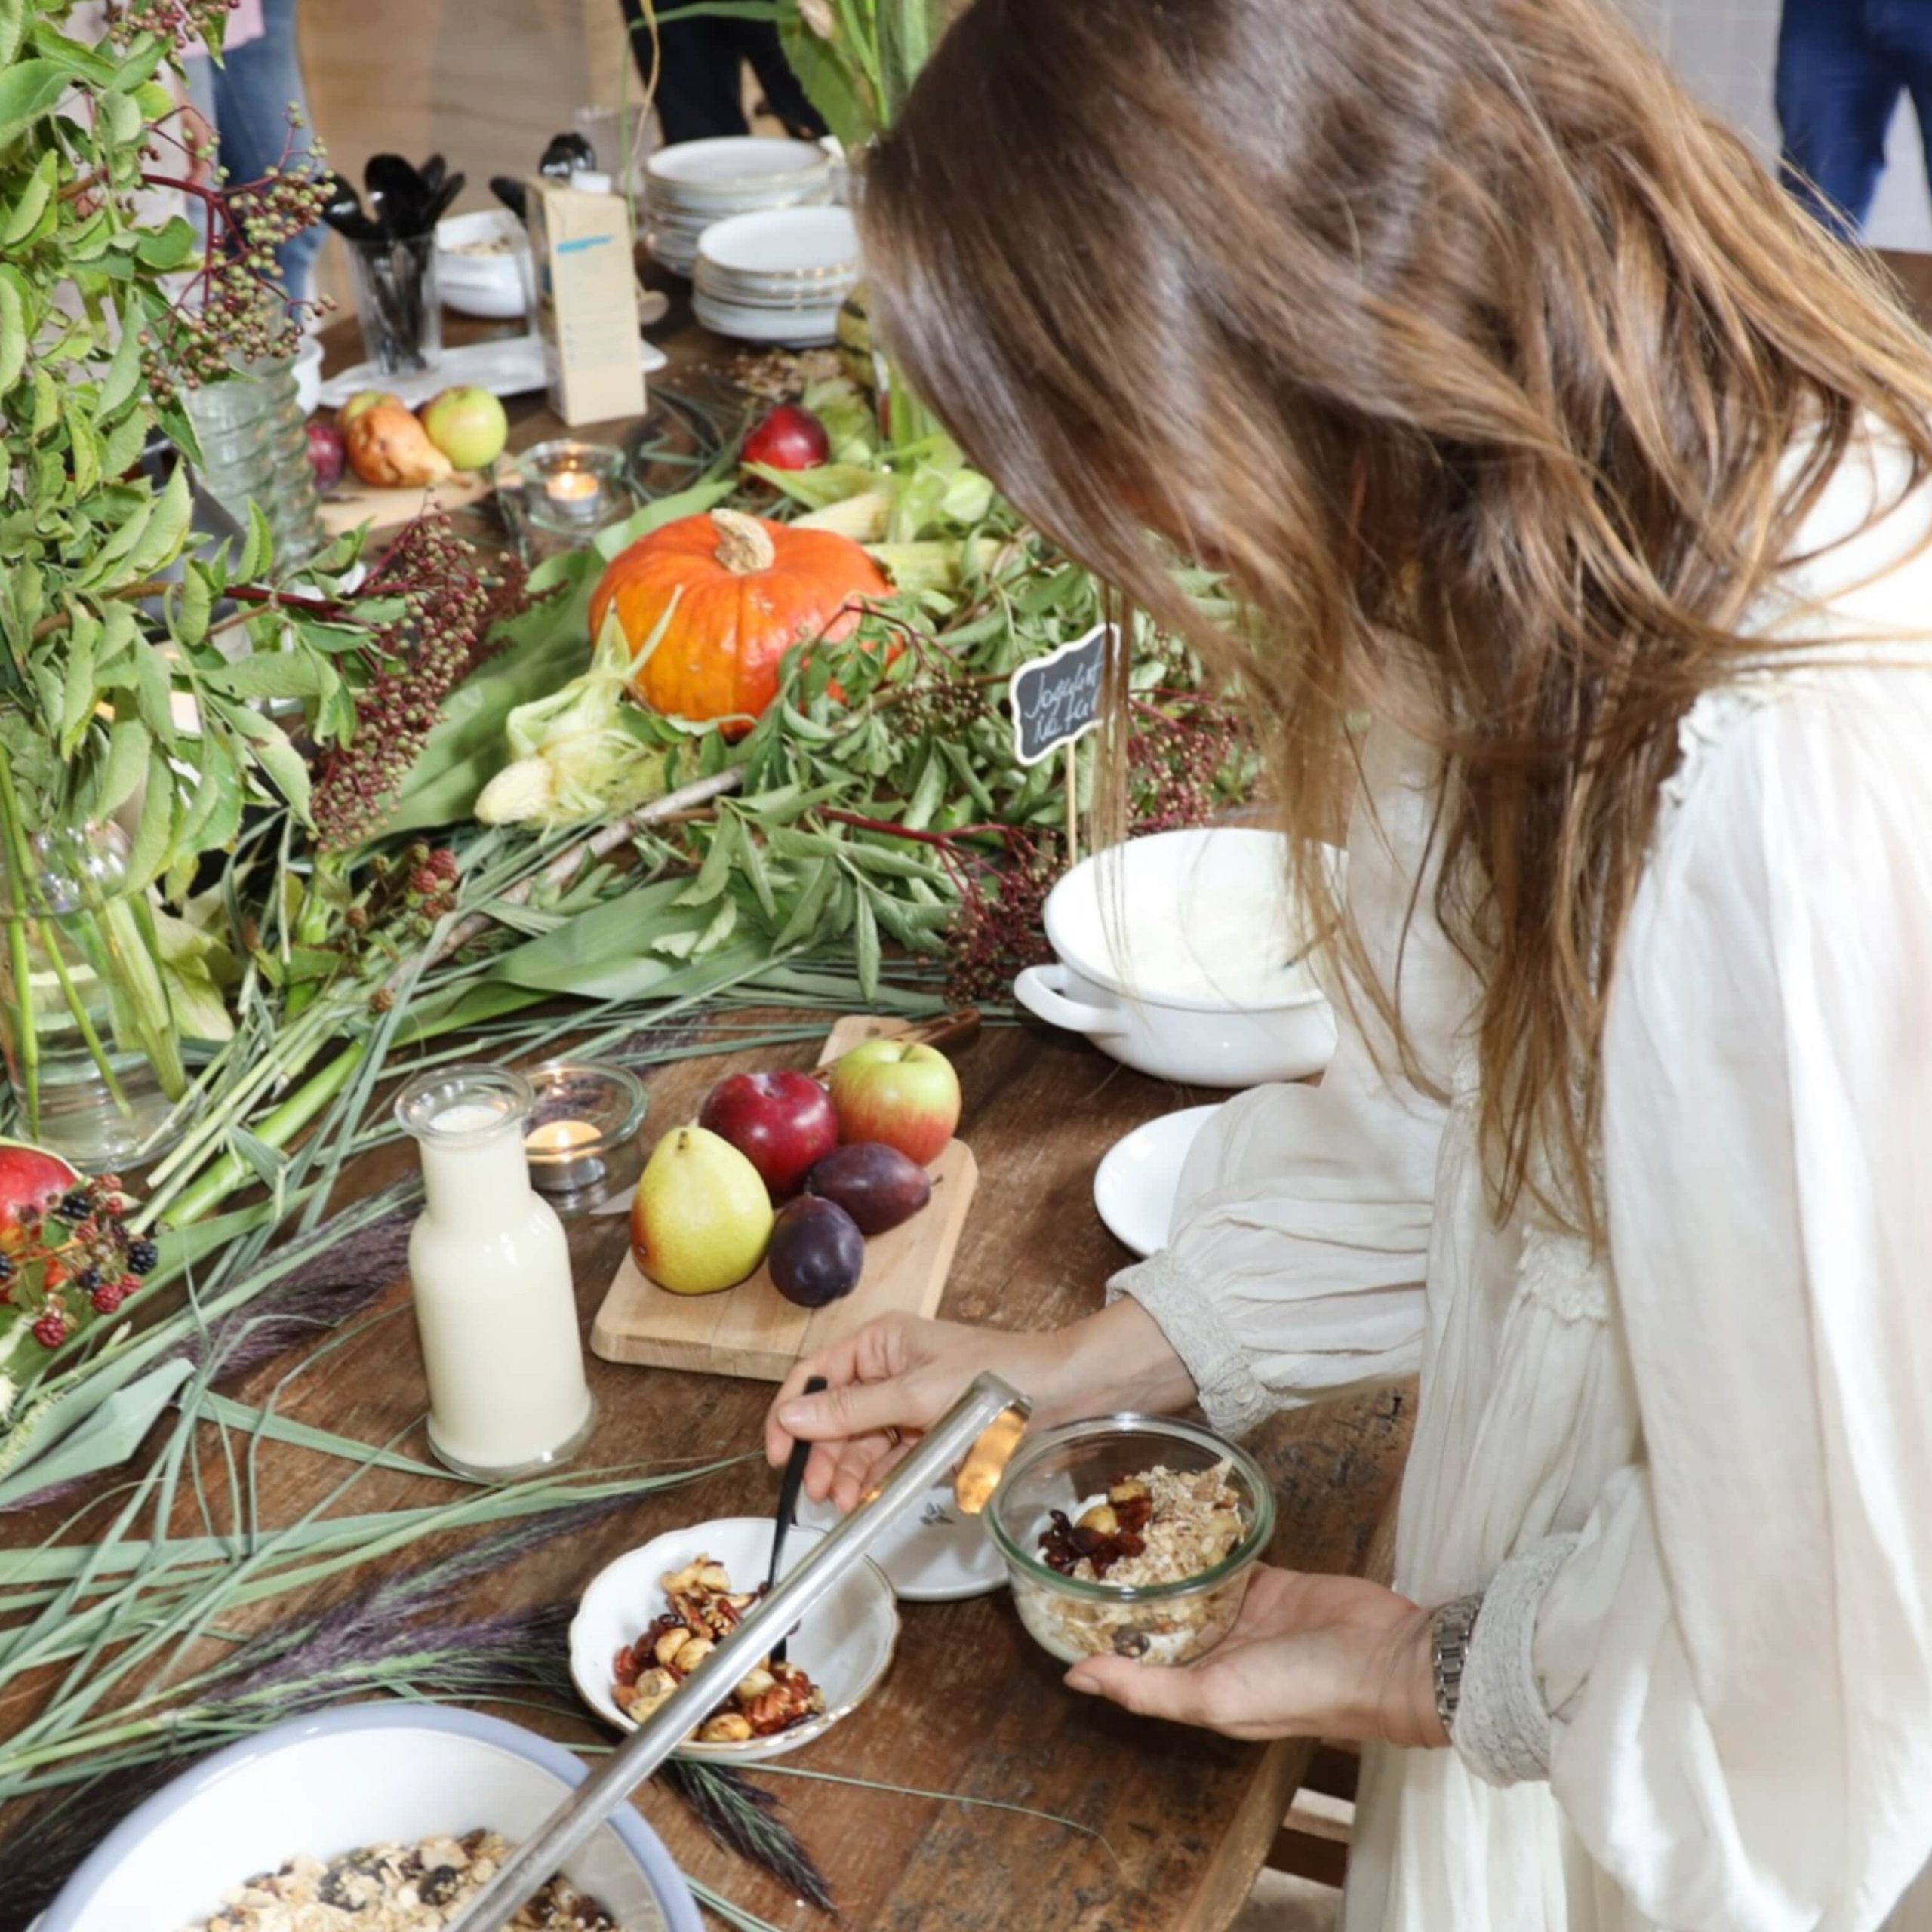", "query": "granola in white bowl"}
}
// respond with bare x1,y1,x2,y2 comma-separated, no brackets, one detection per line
188,1830,617,1932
